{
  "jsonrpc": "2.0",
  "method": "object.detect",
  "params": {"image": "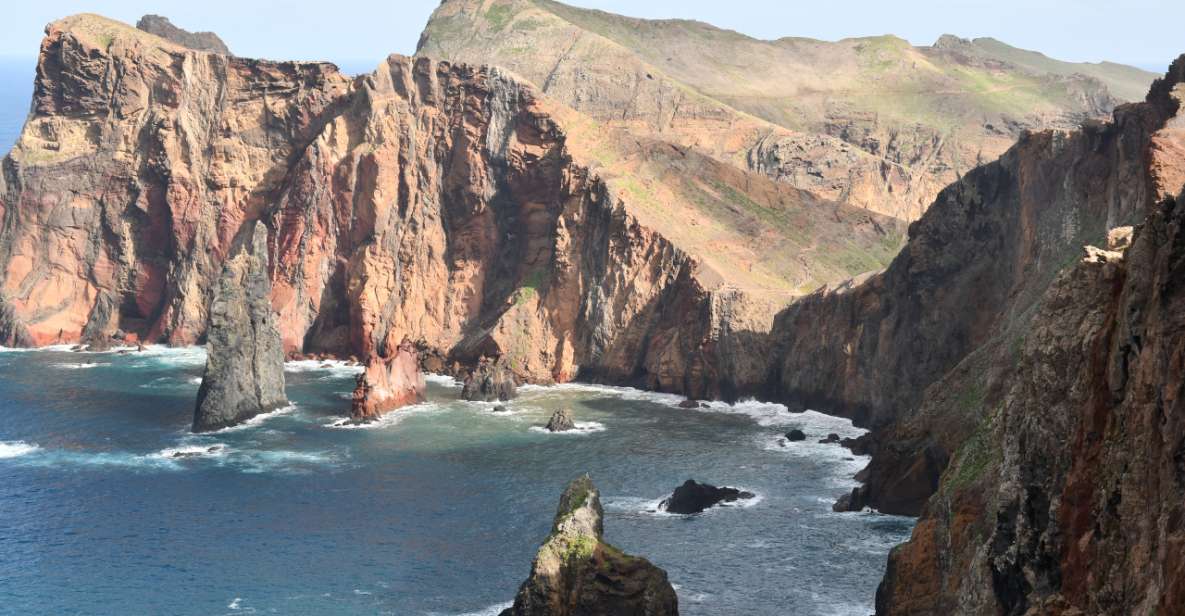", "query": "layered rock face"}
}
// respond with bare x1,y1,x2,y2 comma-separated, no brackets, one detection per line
349,338,427,422
501,475,679,616
418,0,1155,221
0,14,902,398
759,56,1185,516
135,15,231,54
193,223,287,433
876,186,1185,614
